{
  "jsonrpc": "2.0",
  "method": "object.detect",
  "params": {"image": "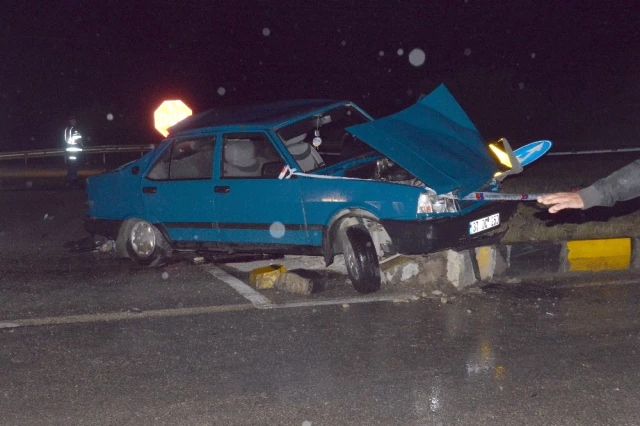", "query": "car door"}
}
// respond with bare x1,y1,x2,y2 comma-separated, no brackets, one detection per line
142,136,219,245
213,132,311,249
